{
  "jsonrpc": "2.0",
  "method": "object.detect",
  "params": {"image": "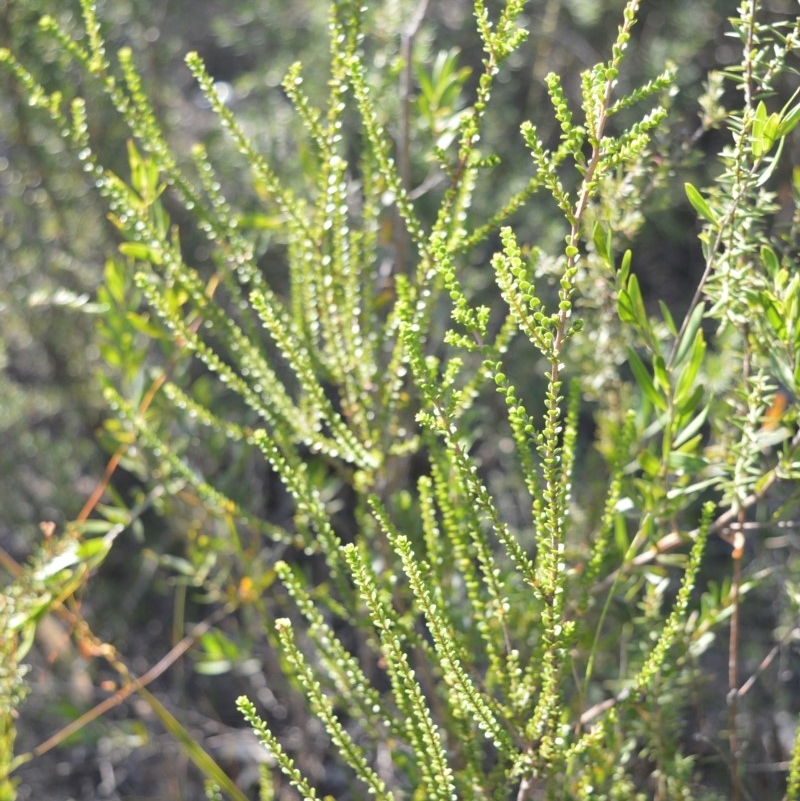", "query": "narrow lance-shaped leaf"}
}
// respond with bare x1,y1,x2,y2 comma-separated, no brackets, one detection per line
672,302,705,368
626,347,667,411
684,182,717,225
